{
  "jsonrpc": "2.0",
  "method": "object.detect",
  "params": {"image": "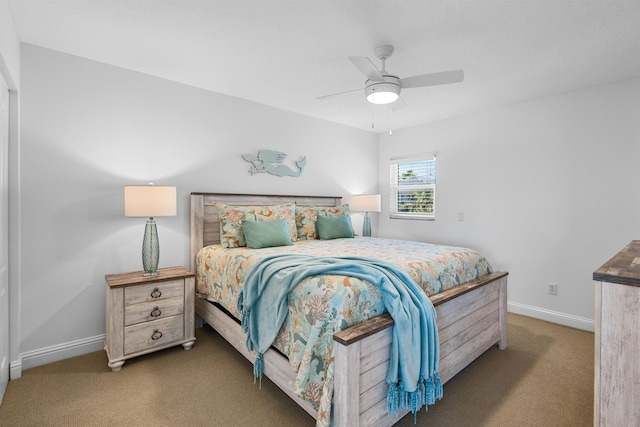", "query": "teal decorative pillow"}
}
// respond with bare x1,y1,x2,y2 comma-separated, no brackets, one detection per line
242,219,293,249
316,215,354,240
216,203,297,248
296,204,350,240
